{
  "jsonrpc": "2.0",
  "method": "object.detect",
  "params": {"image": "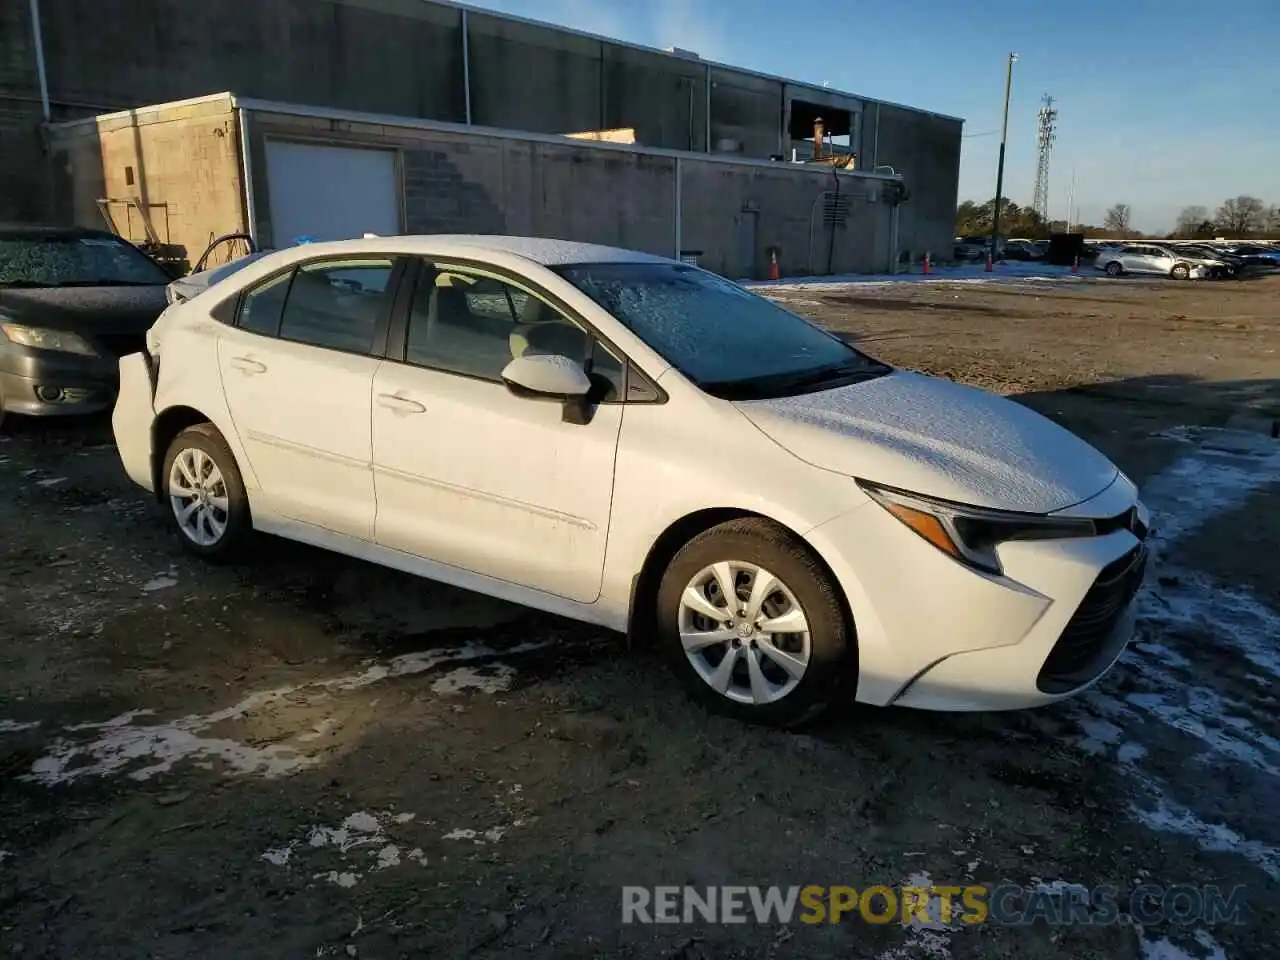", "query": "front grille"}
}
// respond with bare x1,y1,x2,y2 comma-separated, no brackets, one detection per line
93,332,148,359
1037,545,1147,694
